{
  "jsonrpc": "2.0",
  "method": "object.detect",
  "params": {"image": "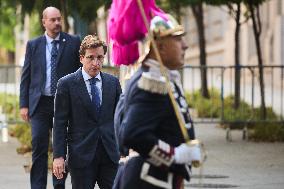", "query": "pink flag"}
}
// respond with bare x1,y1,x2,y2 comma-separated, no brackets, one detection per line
107,0,166,66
